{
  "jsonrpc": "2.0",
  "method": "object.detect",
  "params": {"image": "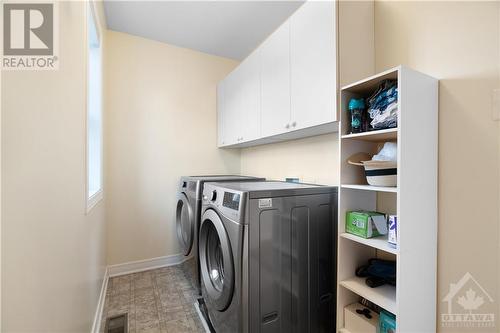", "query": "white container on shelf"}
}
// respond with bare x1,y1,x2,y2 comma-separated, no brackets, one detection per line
347,152,397,187
388,215,398,248
360,160,397,187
